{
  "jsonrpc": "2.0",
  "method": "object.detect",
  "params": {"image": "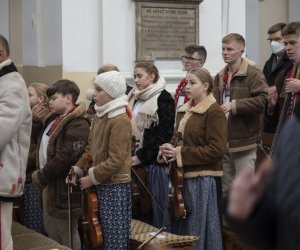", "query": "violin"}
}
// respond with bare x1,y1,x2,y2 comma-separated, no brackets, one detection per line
131,136,152,216
81,153,103,248
169,132,186,220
